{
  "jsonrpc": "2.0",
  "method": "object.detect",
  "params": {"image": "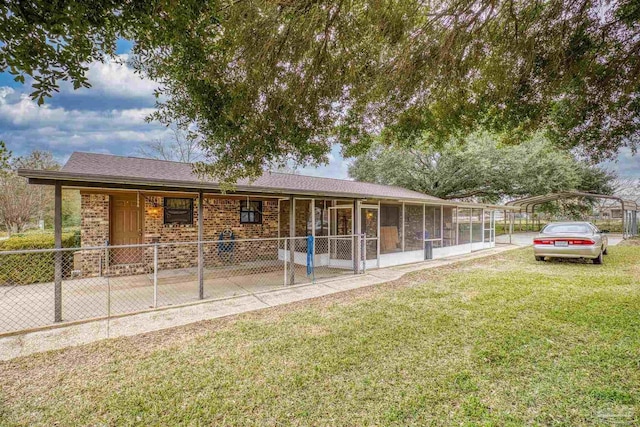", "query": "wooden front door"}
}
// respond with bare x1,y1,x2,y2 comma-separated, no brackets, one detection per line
110,194,142,264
